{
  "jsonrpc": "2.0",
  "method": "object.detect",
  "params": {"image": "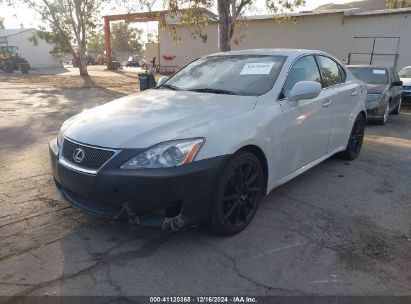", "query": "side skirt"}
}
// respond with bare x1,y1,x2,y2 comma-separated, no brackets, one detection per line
266,146,346,195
